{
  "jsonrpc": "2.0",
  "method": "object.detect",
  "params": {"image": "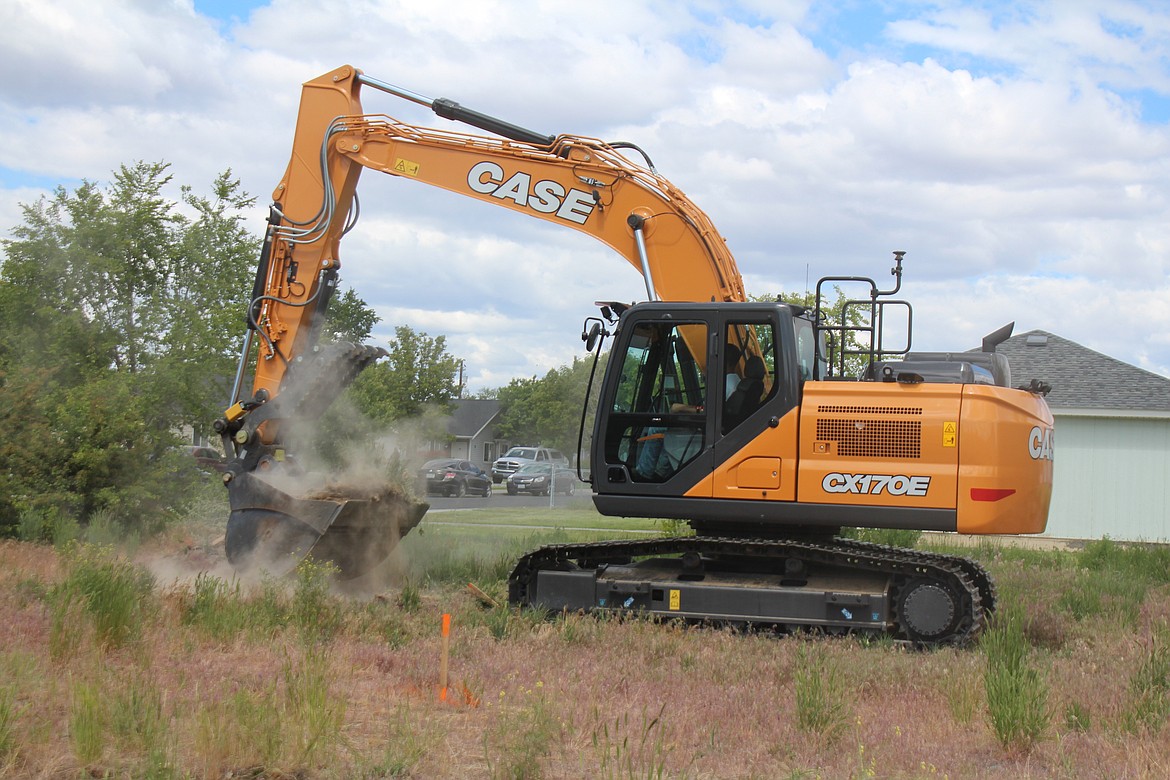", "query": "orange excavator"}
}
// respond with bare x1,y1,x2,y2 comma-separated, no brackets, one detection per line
216,65,1053,645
